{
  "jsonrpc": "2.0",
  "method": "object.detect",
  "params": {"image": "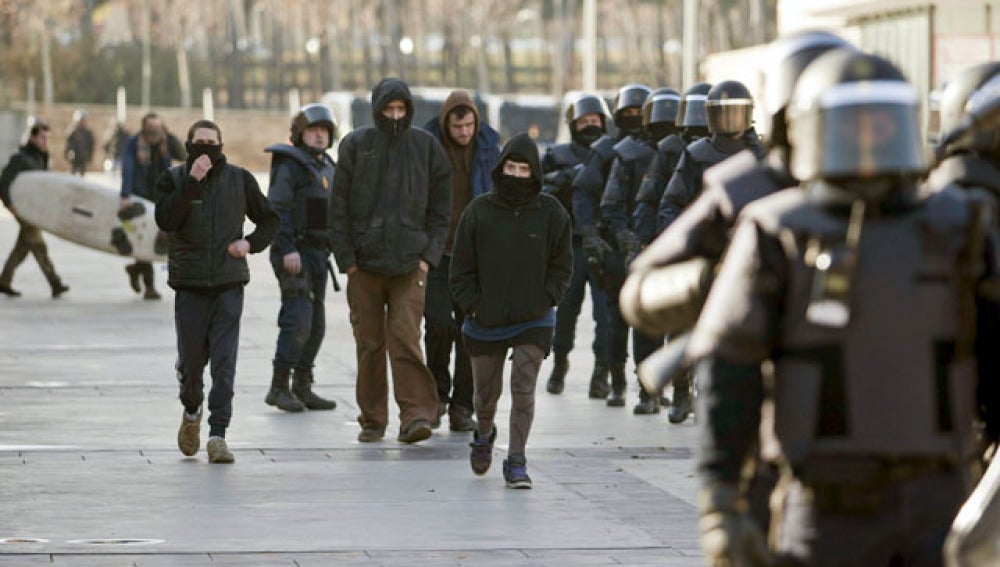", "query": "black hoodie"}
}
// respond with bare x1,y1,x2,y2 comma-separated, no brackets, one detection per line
329,77,453,275
449,133,573,329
